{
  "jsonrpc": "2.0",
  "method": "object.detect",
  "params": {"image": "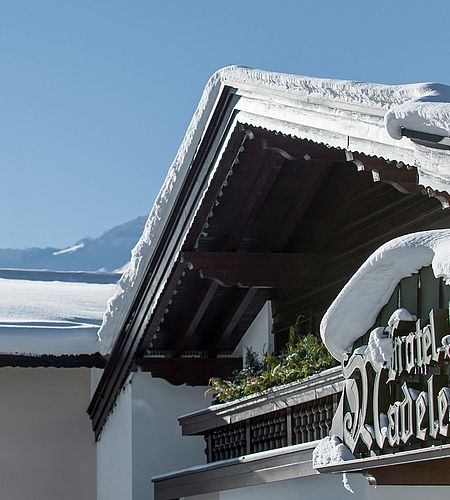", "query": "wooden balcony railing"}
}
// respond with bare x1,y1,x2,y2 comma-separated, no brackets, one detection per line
178,366,343,463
